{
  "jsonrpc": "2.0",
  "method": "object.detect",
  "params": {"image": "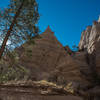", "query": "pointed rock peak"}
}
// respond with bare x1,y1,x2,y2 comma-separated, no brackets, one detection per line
44,26,54,34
